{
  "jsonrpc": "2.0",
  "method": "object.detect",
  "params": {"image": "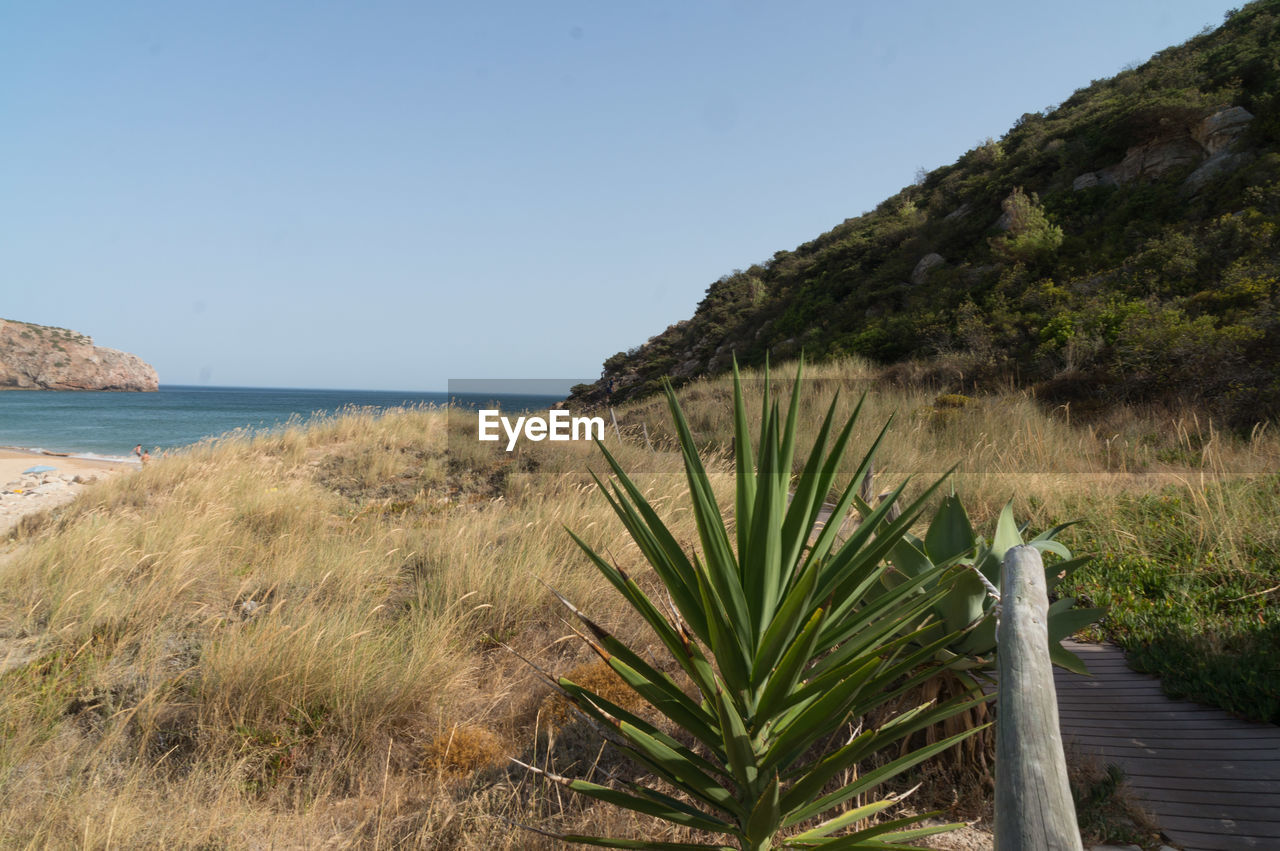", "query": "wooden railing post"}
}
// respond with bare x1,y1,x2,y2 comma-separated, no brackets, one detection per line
996,545,1082,851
